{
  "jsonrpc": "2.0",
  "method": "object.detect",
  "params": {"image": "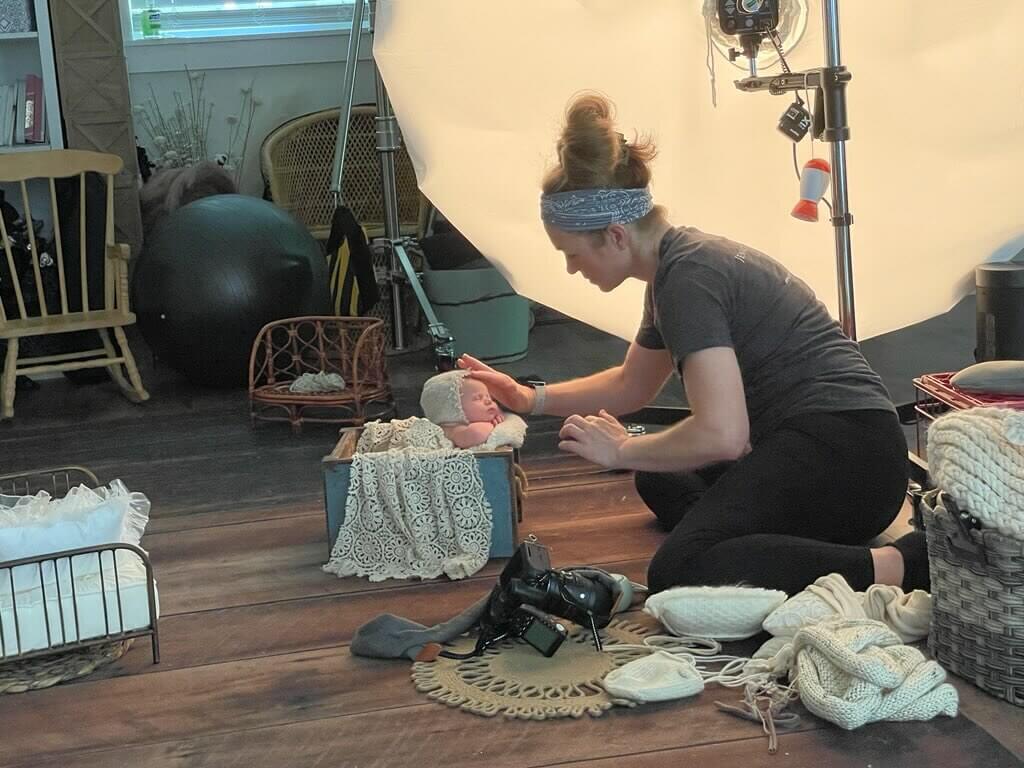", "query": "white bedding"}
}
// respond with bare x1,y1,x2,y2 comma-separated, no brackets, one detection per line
0,550,159,658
